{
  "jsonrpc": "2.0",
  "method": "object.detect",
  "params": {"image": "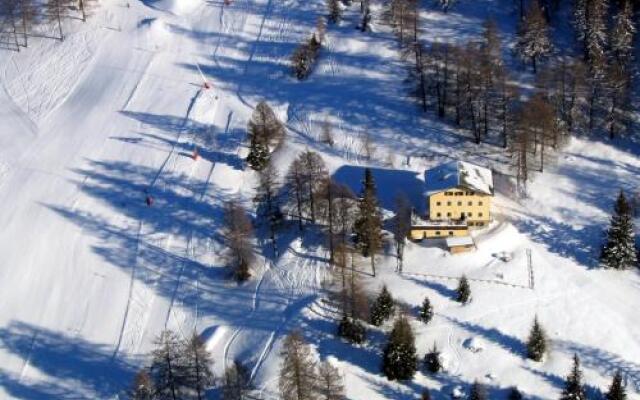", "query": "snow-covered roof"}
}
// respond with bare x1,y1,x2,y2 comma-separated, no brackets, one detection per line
446,236,474,247
425,161,494,196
